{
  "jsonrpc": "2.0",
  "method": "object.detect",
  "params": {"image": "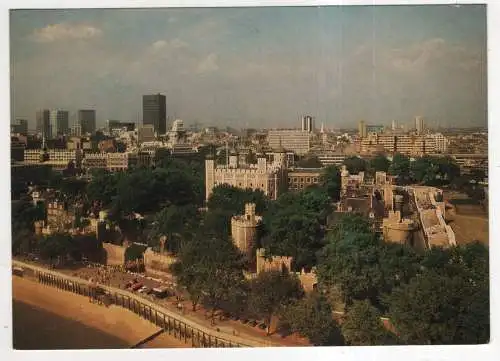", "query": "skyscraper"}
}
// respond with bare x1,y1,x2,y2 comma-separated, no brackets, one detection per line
301,115,315,133
77,109,97,134
358,120,367,138
50,110,69,138
415,116,425,135
143,93,167,135
36,109,51,139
